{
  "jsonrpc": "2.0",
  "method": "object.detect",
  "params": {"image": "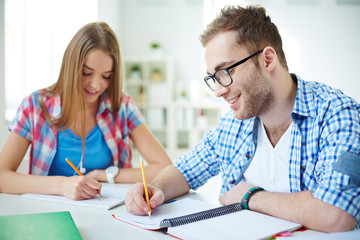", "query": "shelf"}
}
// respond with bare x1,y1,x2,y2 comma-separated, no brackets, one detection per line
123,55,226,157
123,56,175,153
